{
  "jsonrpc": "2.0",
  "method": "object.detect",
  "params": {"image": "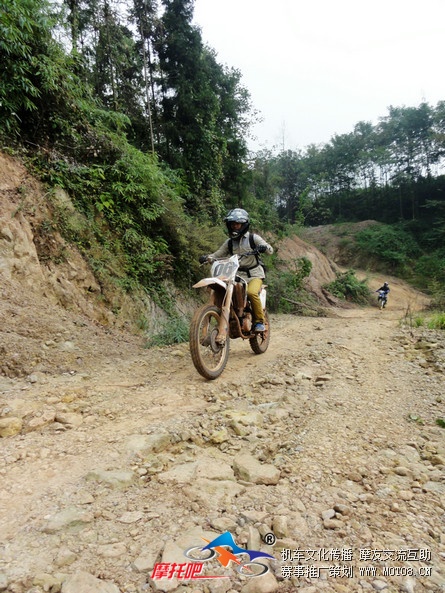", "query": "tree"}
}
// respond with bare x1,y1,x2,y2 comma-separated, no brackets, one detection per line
0,0,95,145
91,1,140,113
155,0,251,217
130,0,159,152
378,104,435,219
432,100,445,164
0,0,56,136
273,150,310,224
248,149,281,230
